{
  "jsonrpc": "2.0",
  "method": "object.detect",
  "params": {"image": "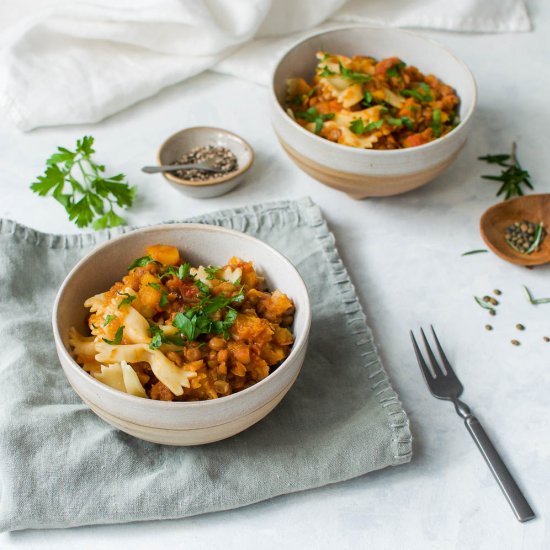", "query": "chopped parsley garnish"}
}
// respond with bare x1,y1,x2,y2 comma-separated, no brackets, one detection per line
362,91,373,107
295,107,335,134
159,291,169,308
194,279,211,296
148,324,185,350
387,117,403,126
117,292,136,309
418,82,431,93
386,62,406,78
431,109,442,138
319,65,336,77
349,119,384,135
103,314,116,327
103,326,124,345
172,288,244,342
338,61,371,83
160,262,191,280
401,89,433,102
148,282,161,290
204,266,221,280
30,136,136,230
128,255,158,271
